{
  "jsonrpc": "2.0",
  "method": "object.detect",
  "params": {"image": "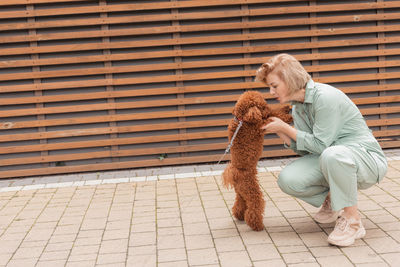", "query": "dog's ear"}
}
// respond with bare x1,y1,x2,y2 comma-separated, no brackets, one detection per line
243,106,262,123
